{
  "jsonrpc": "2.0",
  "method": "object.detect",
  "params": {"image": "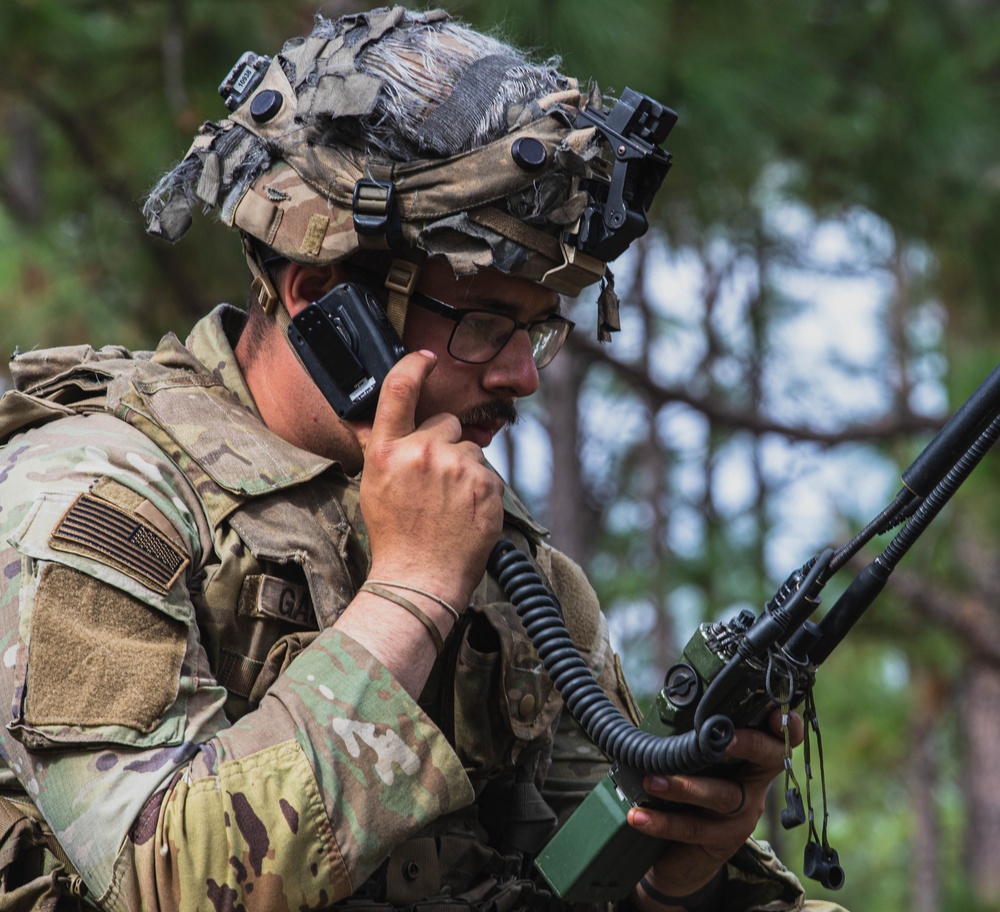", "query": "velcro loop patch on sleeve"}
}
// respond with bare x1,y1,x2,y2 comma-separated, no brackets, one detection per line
50,493,189,594
25,564,186,733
